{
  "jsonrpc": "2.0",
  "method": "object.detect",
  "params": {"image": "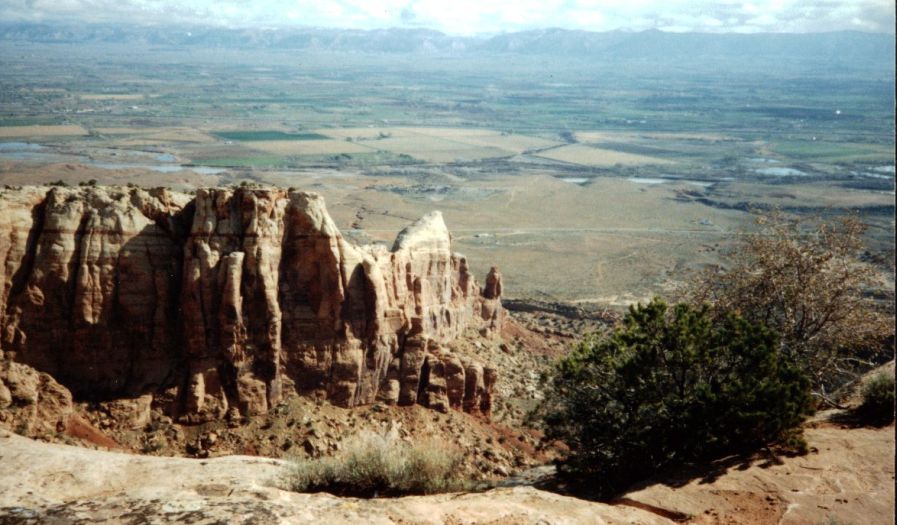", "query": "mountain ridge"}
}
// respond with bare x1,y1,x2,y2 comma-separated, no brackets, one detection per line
1,22,893,66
